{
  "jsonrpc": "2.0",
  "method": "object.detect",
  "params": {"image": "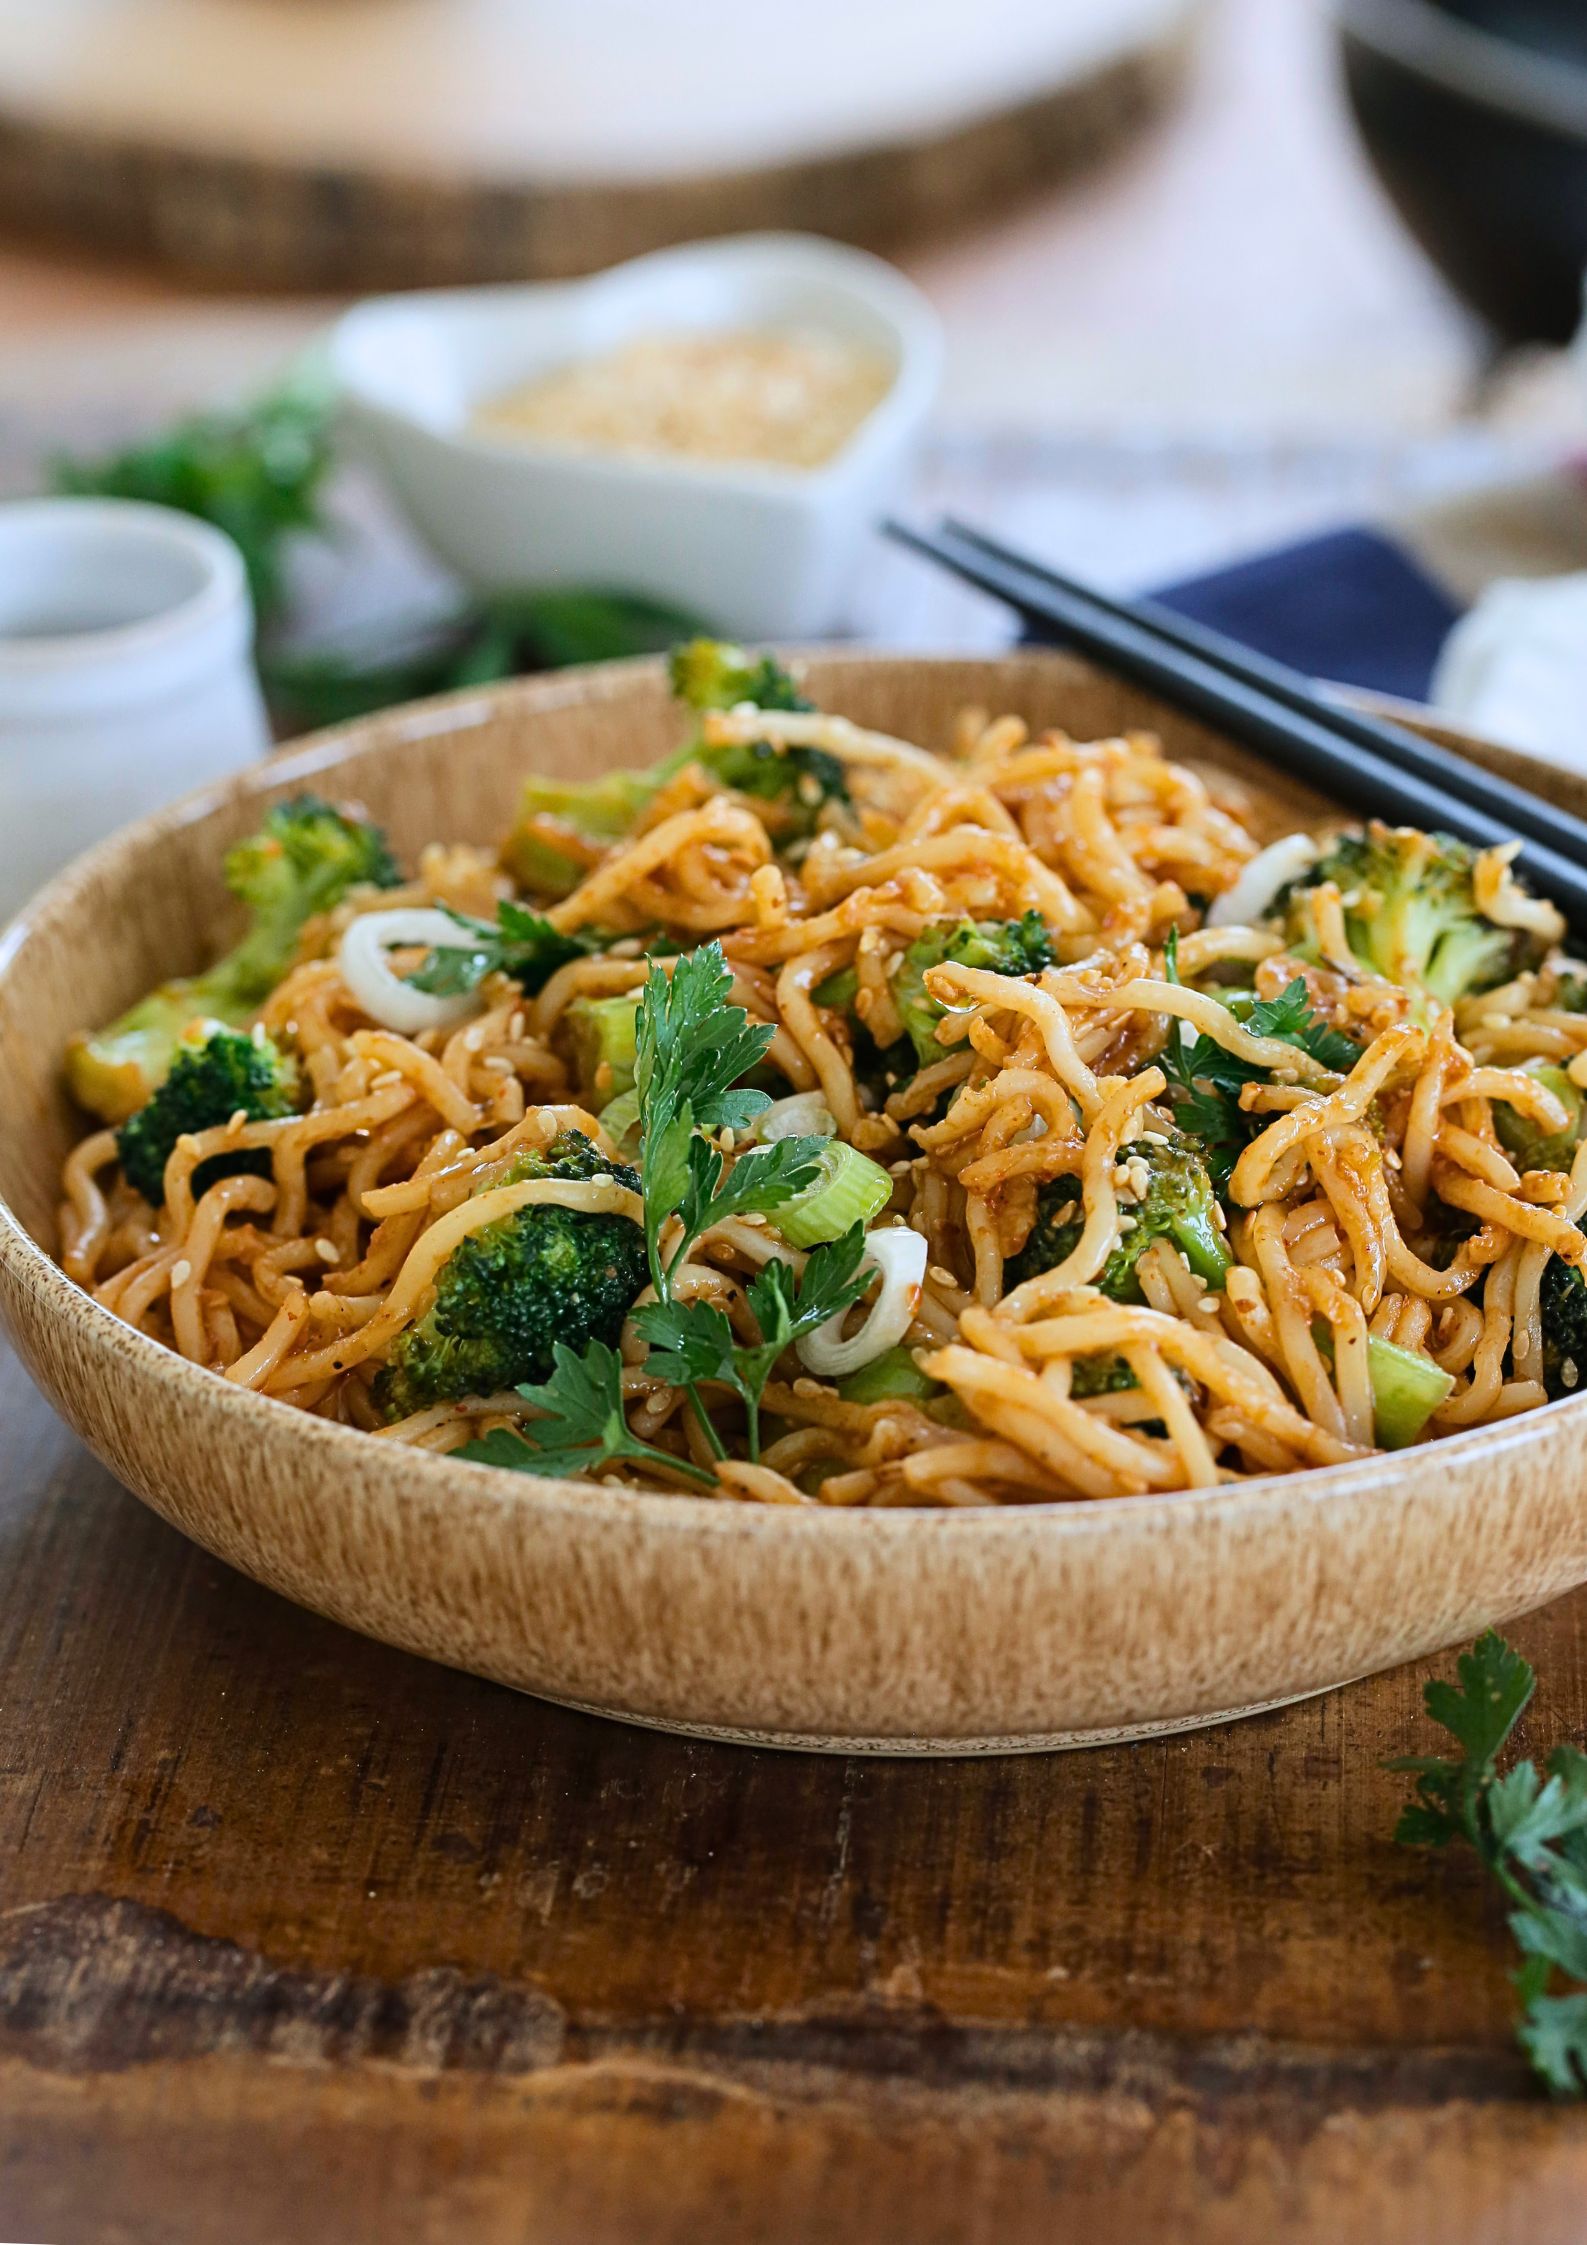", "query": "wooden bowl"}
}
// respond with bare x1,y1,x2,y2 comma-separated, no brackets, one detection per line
3,651,1586,1755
